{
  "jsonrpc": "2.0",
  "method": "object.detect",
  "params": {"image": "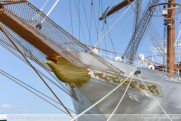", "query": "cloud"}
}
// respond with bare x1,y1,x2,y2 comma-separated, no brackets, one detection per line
70,106,75,111
0,104,17,109
0,104,29,113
